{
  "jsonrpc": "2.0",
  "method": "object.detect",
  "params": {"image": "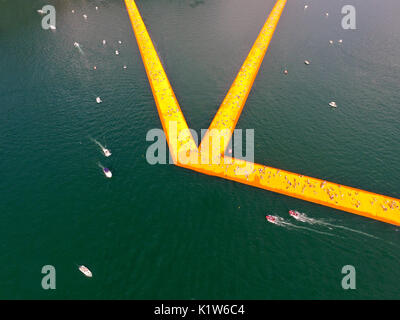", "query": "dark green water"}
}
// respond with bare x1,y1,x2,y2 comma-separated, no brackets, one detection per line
1,0,400,299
